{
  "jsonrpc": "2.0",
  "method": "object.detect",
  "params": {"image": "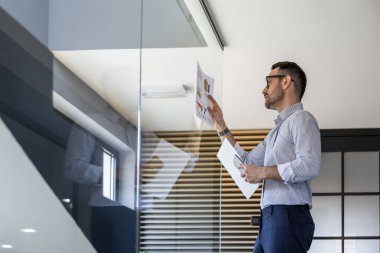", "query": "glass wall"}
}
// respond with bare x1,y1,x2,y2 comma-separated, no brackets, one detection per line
1,0,224,252
139,0,223,252
309,152,380,253
1,1,141,252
